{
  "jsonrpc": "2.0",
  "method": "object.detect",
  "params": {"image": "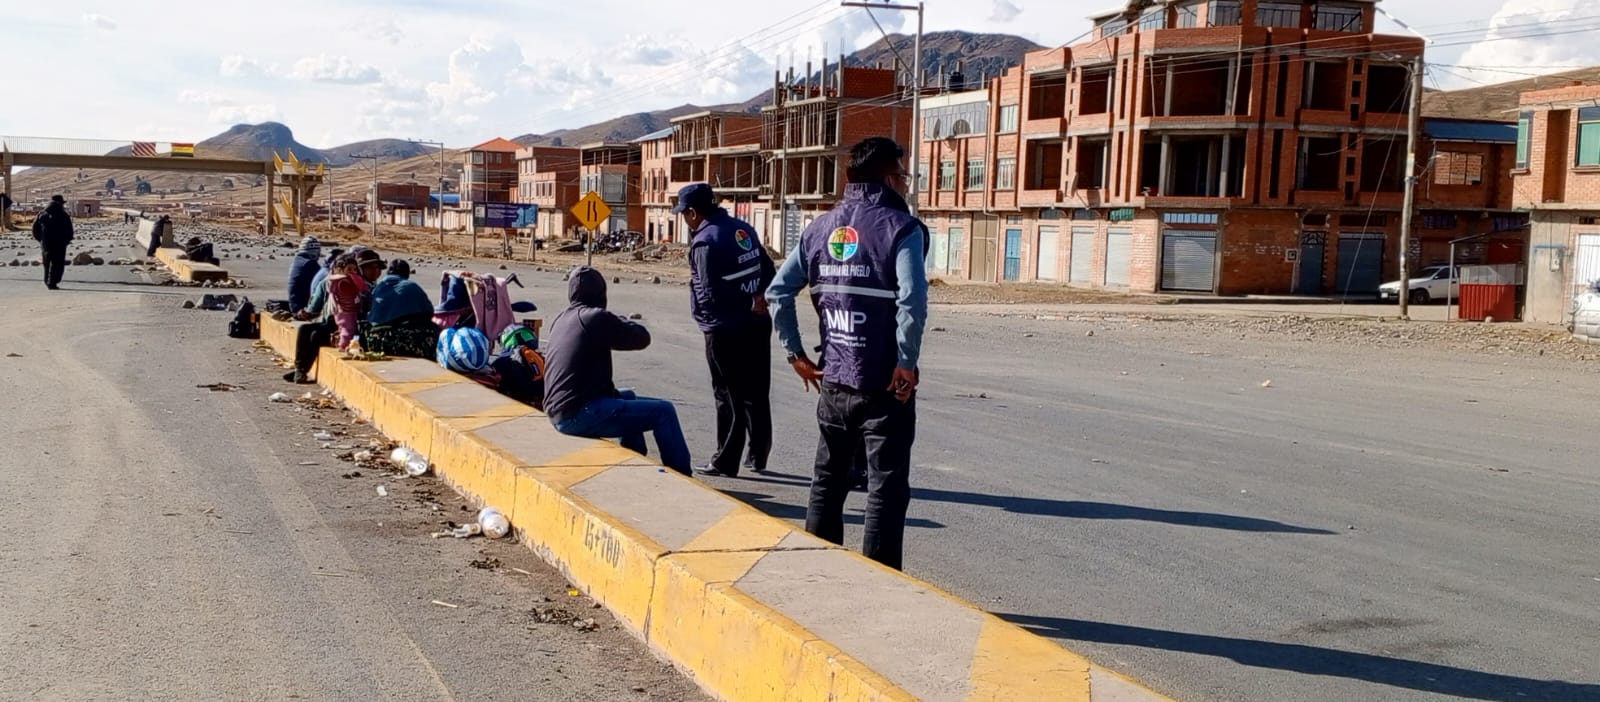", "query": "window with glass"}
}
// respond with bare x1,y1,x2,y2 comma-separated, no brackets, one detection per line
1138,7,1166,31
995,157,1017,190
1516,111,1532,169
966,159,986,190
1209,0,1242,26
940,160,957,190
1177,1,1201,27
1314,3,1362,31
999,105,1019,133
1256,2,1301,27
1099,17,1128,38
918,162,930,191
1579,107,1600,167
